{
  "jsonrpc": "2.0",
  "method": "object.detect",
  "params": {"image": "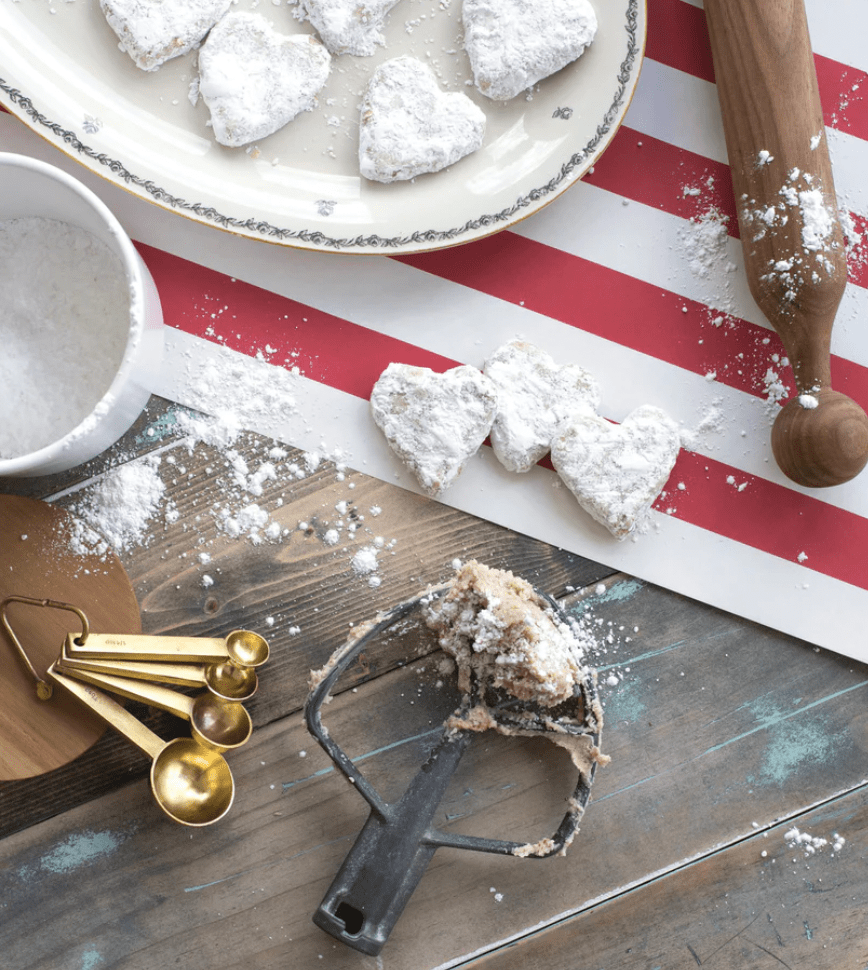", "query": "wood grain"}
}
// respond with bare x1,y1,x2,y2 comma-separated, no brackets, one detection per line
705,0,868,486
465,787,868,969
1,574,865,969
0,496,141,779
0,400,613,839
